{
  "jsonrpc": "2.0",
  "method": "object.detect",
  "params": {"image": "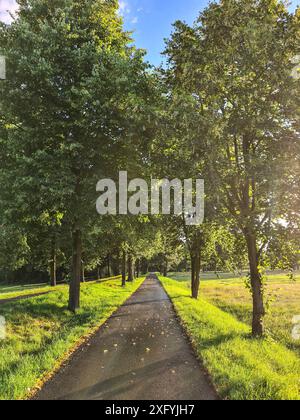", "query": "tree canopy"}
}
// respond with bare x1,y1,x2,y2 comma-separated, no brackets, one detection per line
0,0,299,337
